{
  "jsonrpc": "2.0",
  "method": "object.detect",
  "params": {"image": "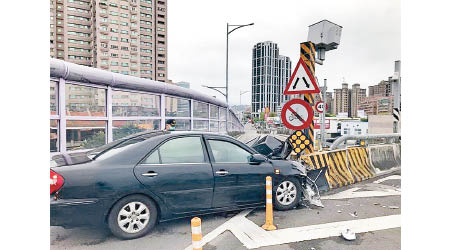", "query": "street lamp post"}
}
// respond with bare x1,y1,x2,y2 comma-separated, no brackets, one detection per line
226,22,254,105
239,90,249,106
